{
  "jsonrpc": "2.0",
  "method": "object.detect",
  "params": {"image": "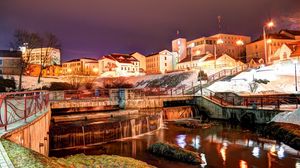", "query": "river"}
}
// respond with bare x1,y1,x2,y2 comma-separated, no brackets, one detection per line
51,121,300,168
